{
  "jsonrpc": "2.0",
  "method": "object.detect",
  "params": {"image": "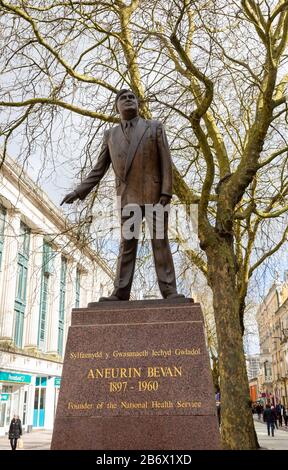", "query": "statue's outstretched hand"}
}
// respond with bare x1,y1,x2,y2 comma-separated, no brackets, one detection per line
60,191,78,206
158,195,171,206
